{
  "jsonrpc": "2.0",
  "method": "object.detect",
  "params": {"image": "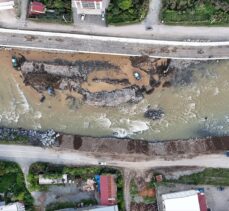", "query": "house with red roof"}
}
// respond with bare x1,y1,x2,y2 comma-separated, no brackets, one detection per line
28,1,46,16
99,175,117,206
